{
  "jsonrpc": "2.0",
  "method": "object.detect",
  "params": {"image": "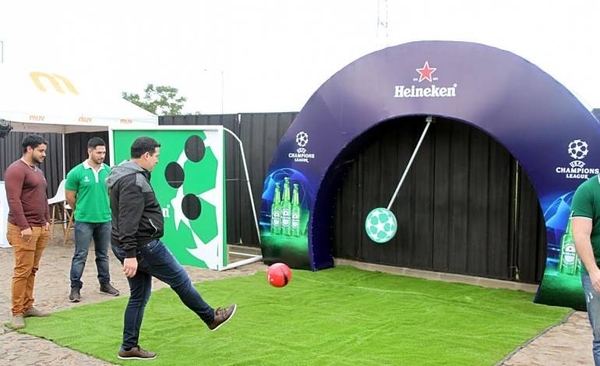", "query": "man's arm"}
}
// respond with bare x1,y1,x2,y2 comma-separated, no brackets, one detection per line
116,175,146,278
64,168,79,211
65,189,77,211
5,165,29,230
573,217,600,292
45,194,50,228
117,175,145,258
